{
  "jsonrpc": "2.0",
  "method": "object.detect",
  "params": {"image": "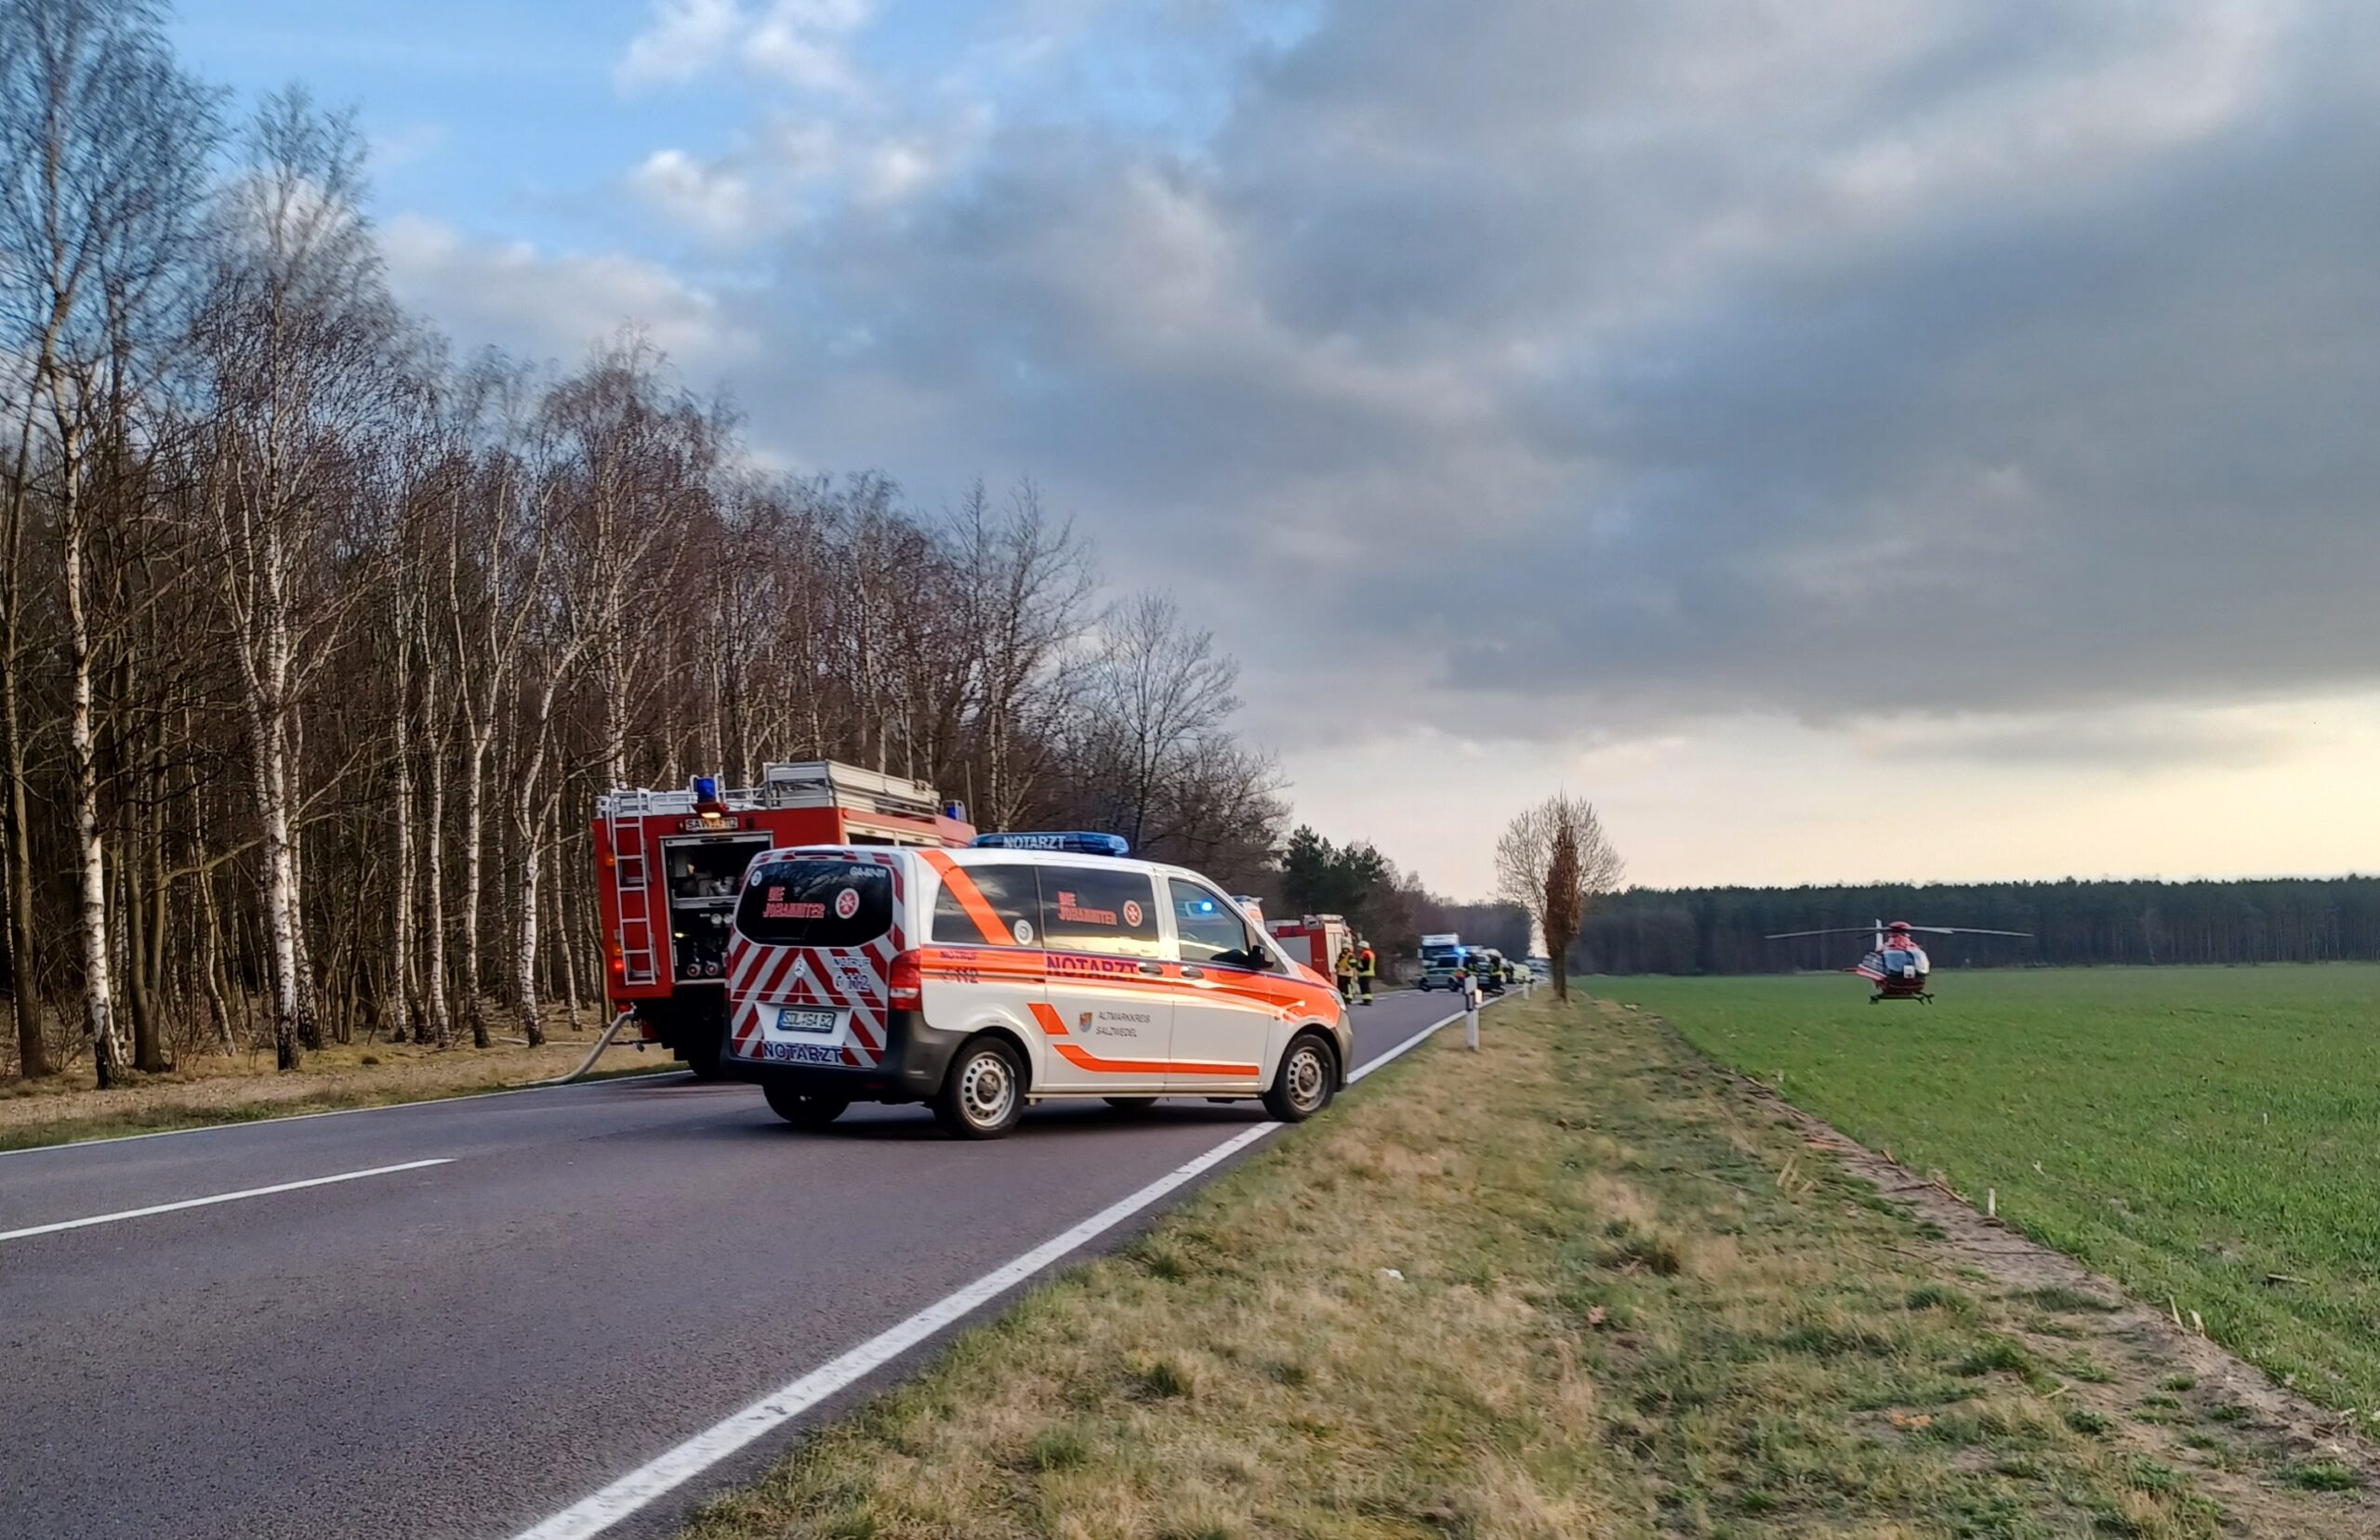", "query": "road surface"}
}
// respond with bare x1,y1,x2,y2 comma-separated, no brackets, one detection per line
0,987,1483,1540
